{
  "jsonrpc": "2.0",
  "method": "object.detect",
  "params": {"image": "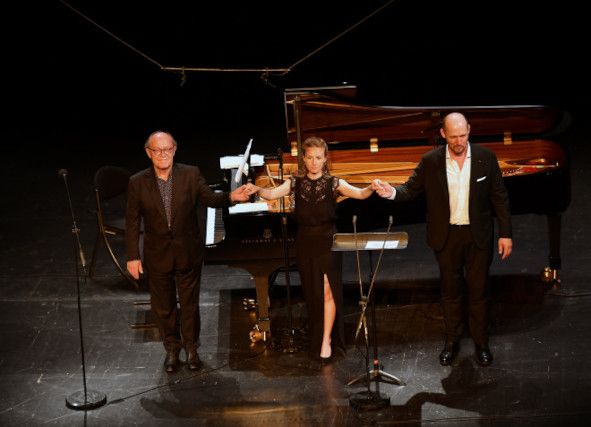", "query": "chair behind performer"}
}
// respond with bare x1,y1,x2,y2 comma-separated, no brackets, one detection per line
88,165,139,288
